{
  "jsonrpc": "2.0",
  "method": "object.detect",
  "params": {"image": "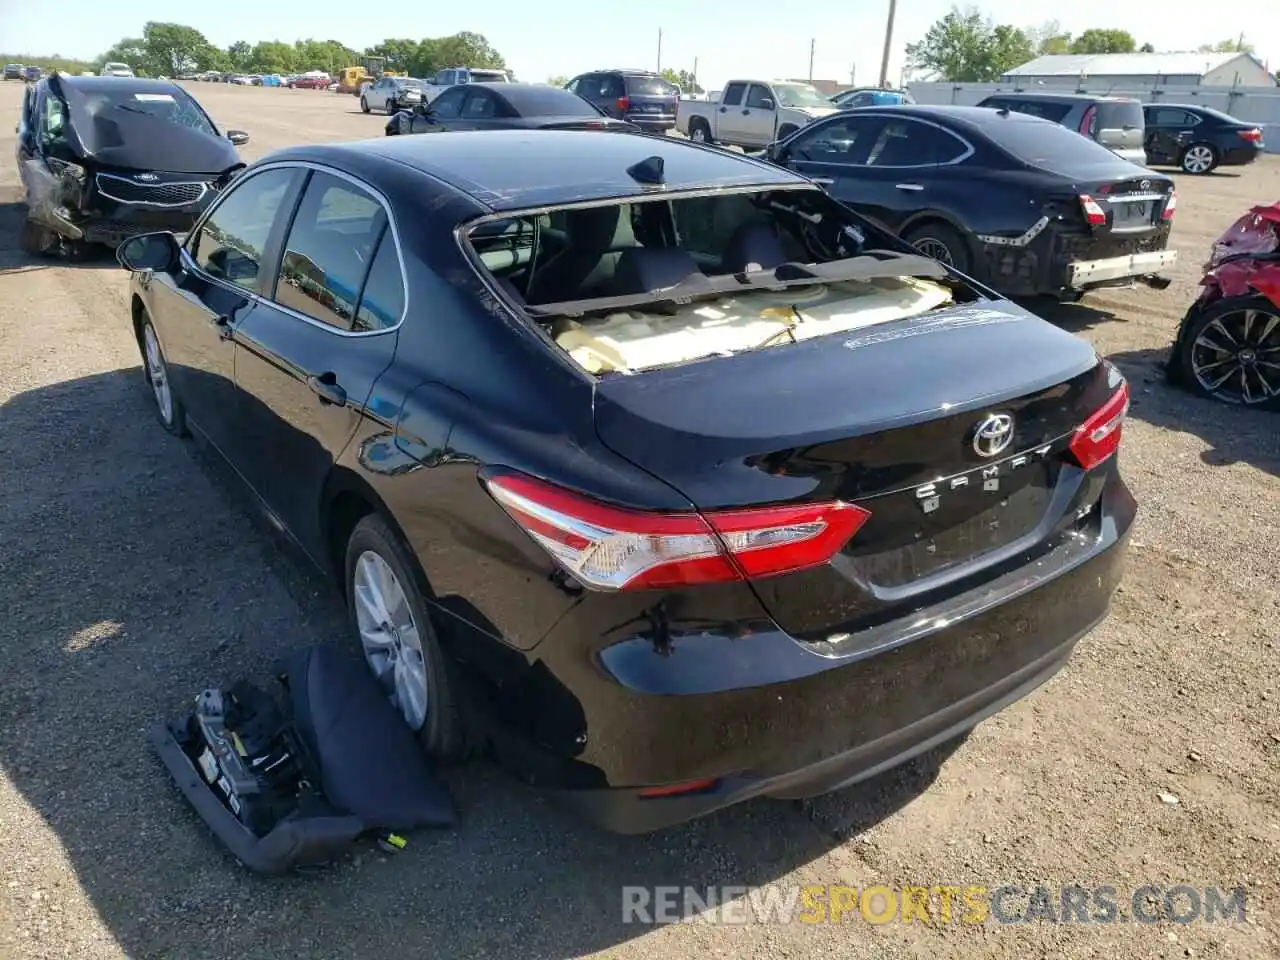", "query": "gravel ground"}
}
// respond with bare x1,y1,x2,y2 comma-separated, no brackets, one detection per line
0,83,1277,960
